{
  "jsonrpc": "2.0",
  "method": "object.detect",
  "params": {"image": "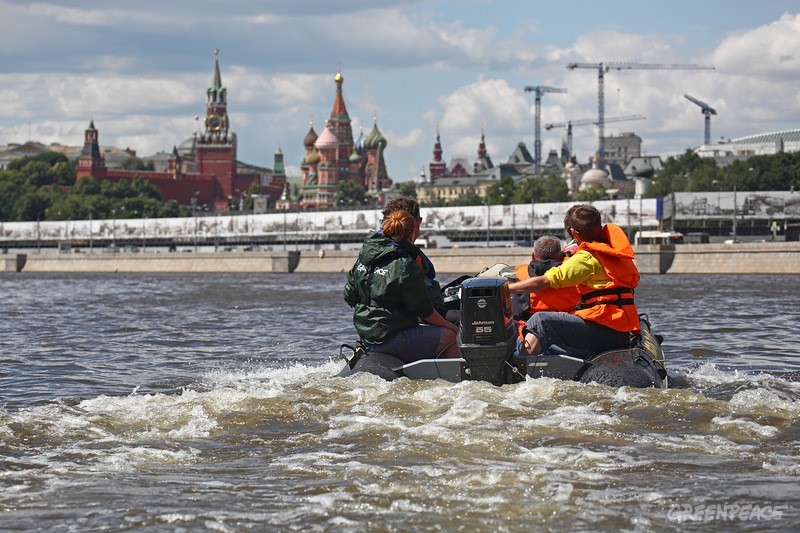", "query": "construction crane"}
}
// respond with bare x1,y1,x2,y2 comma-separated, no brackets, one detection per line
545,114,645,161
684,93,717,145
565,61,714,167
523,85,567,174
